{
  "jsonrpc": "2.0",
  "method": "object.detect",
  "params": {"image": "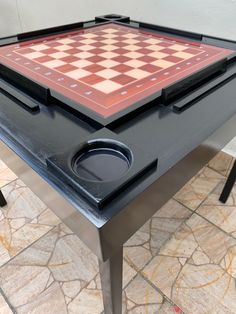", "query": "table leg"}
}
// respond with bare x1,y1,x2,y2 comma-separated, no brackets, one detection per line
99,247,123,314
219,159,236,203
0,190,7,207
